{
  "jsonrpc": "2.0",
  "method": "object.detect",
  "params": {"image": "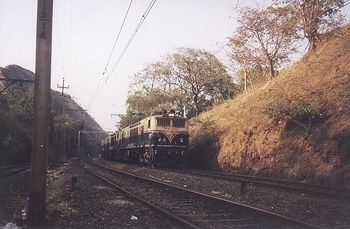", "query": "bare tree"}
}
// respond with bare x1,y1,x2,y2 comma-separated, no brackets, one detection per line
228,6,298,81
275,0,349,51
